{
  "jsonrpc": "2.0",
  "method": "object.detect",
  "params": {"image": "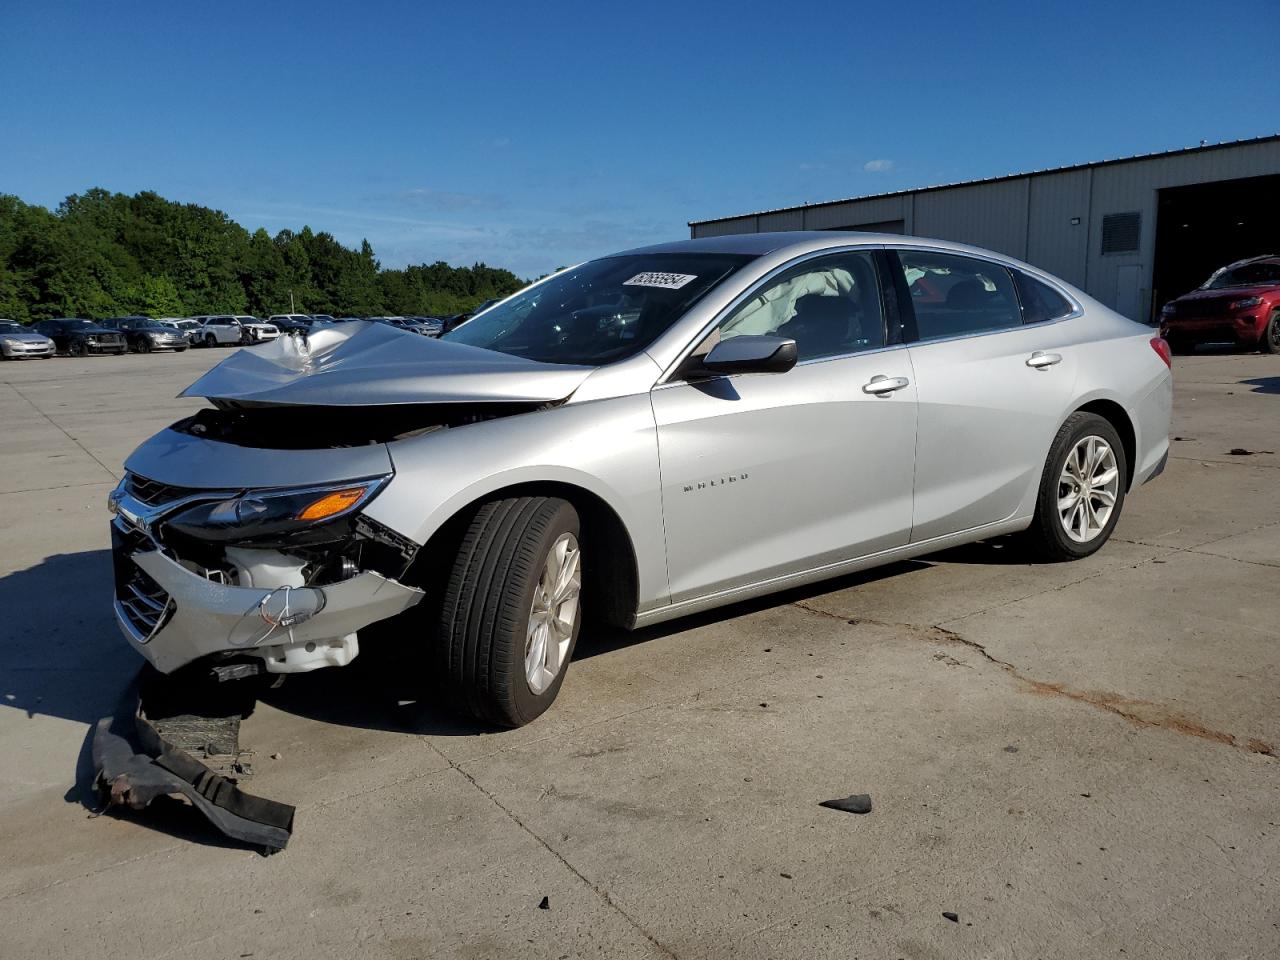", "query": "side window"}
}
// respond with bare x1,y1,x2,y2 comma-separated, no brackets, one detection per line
1014,271,1074,324
896,250,1021,341
714,251,885,362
